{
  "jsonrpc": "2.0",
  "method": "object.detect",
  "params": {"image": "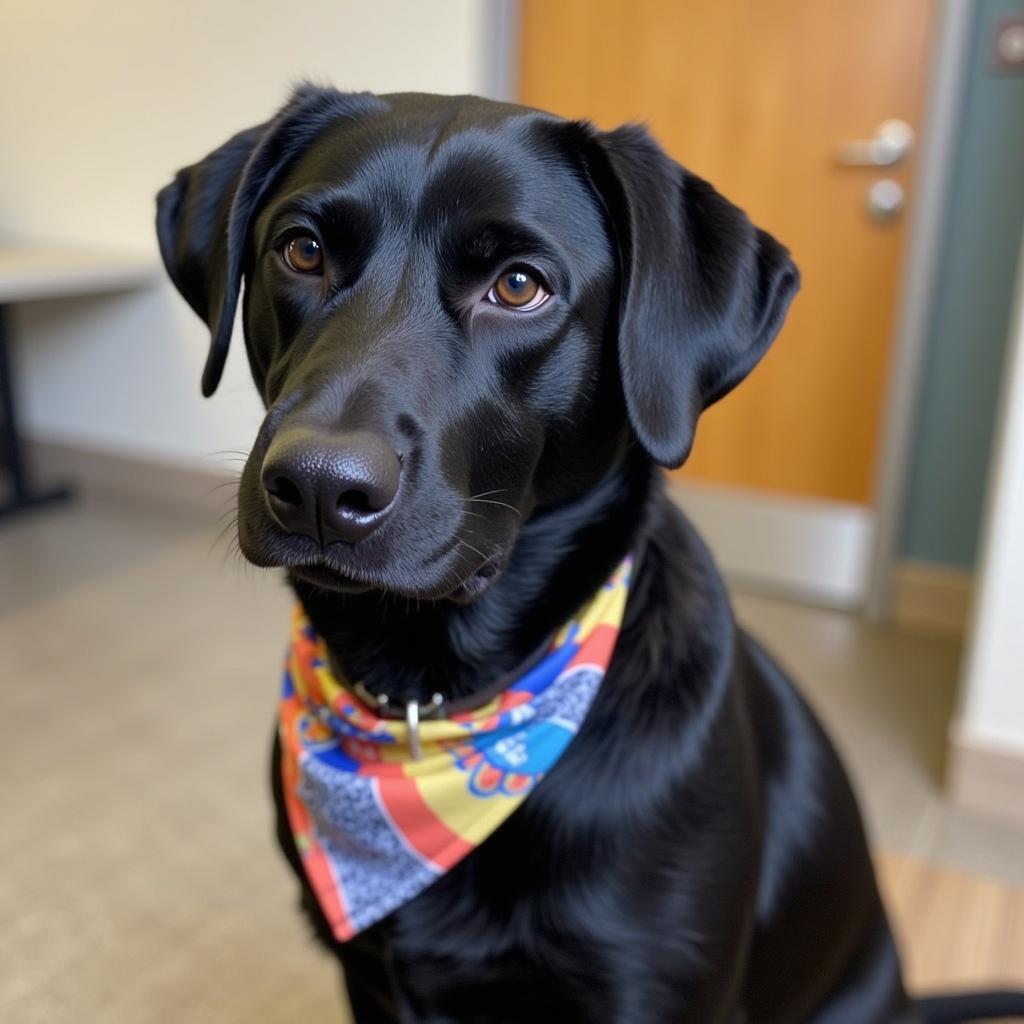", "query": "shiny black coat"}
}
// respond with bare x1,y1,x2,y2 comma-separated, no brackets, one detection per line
156,86,1022,1023
274,475,911,1024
